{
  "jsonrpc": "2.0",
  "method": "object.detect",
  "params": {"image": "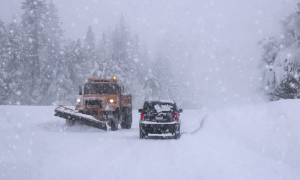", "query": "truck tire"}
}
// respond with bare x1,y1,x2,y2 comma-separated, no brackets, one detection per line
121,108,132,129
110,119,118,131
111,109,119,131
